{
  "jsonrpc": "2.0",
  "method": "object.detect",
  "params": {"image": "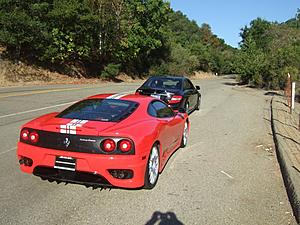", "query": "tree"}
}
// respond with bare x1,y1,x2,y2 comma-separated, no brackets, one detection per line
236,14,300,89
240,18,272,51
0,1,49,59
